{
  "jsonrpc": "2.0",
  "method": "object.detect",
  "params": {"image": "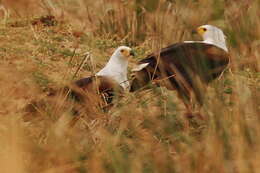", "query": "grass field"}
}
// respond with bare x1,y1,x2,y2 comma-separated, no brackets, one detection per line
0,0,259,172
